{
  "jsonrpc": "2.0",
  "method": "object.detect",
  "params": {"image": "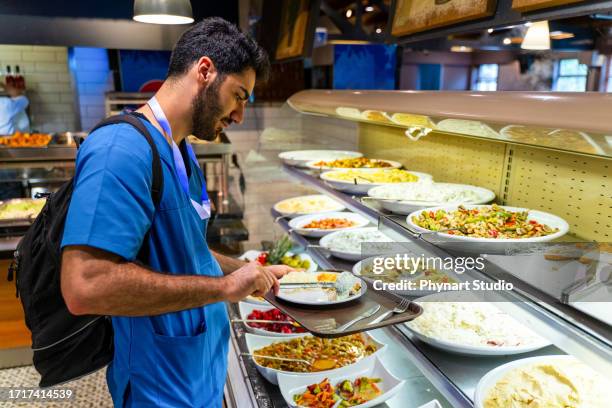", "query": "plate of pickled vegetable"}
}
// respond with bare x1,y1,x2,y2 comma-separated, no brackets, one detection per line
278,356,404,408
